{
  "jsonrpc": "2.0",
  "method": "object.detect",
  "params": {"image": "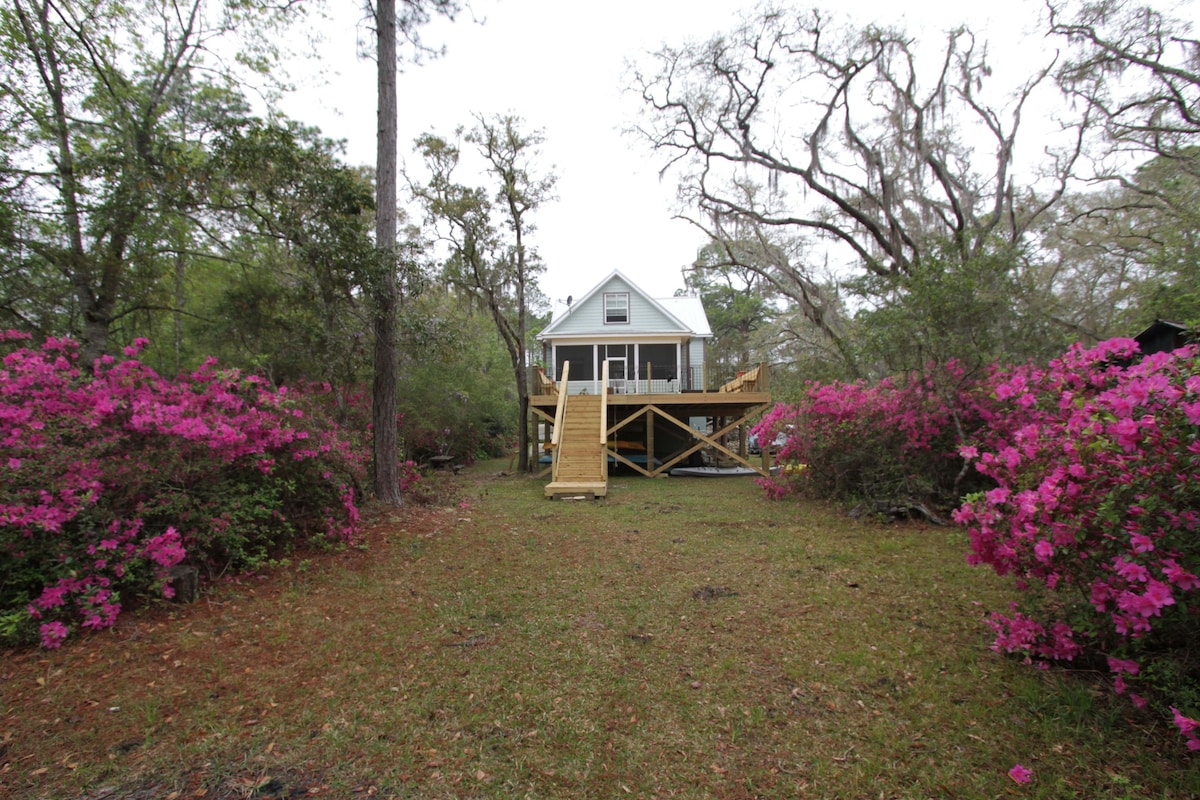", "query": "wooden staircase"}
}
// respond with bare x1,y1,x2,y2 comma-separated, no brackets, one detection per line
544,394,608,499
